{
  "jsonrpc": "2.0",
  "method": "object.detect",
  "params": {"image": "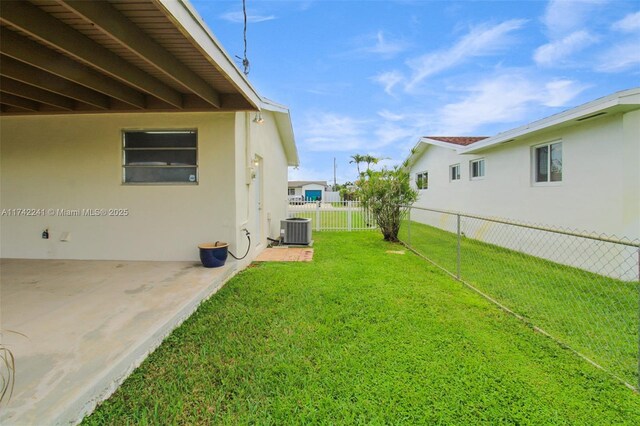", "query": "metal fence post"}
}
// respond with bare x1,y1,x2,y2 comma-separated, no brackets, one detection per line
315,202,320,231
407,207,412,247
456,214,461,280
347,200,352,232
